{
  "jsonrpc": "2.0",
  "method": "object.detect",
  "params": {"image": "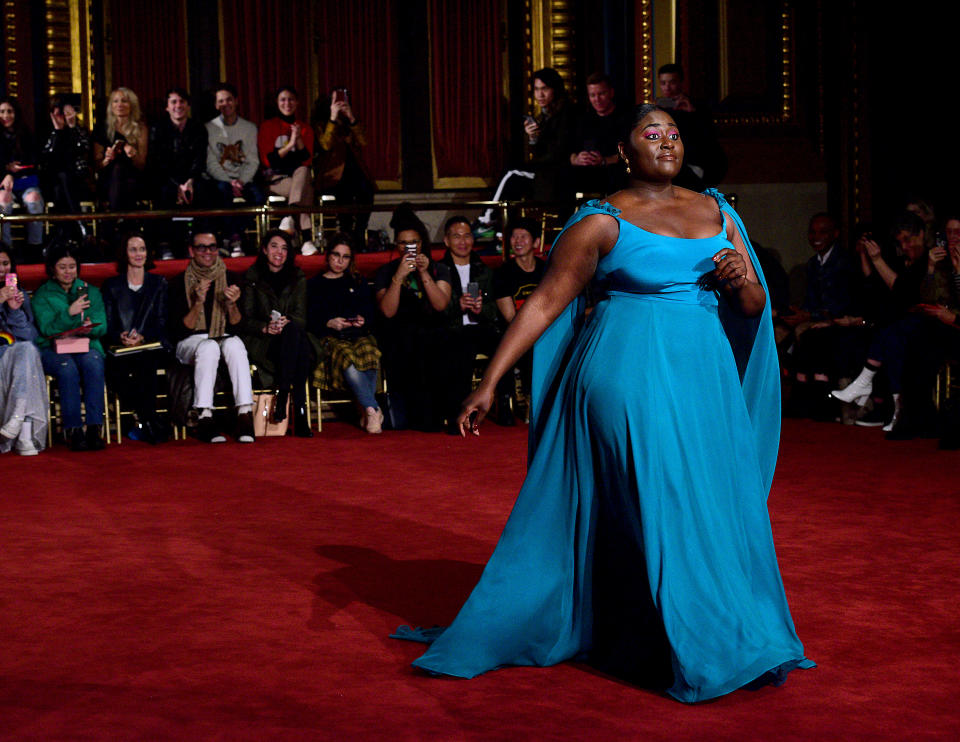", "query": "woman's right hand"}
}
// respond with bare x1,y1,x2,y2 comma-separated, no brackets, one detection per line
0,174,12,191
68,294,91,316
929,244,948,270
395,255,417,282
862,238,882,261
456,385,494,437
326,317,351,332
